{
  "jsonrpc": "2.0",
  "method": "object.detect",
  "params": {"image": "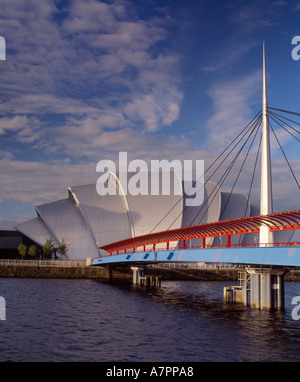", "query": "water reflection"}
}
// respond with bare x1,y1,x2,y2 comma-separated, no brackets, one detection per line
126,279,300,361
